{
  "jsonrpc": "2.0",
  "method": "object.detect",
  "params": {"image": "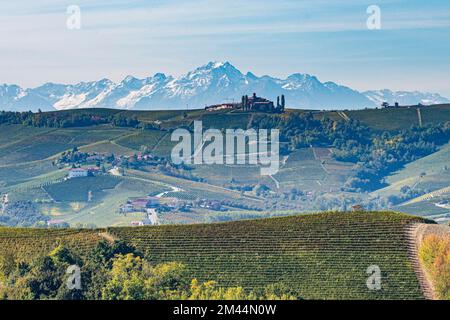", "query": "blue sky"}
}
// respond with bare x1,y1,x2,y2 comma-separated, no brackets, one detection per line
1,0,449,96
